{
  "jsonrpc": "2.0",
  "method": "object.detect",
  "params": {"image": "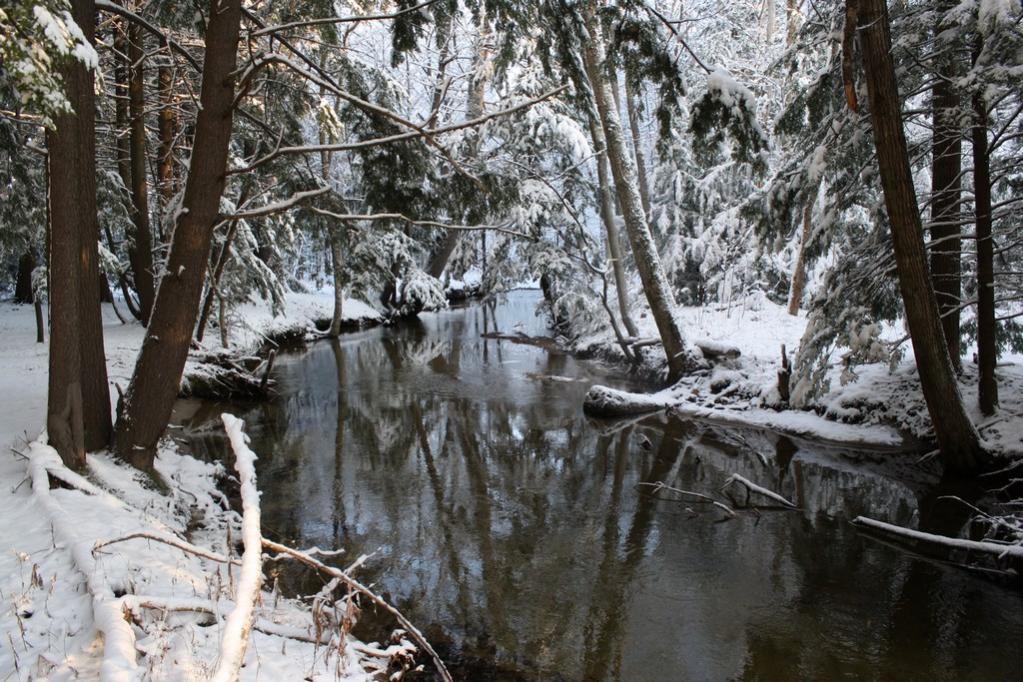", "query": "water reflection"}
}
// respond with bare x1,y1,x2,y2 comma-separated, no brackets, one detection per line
175,290,1023,681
